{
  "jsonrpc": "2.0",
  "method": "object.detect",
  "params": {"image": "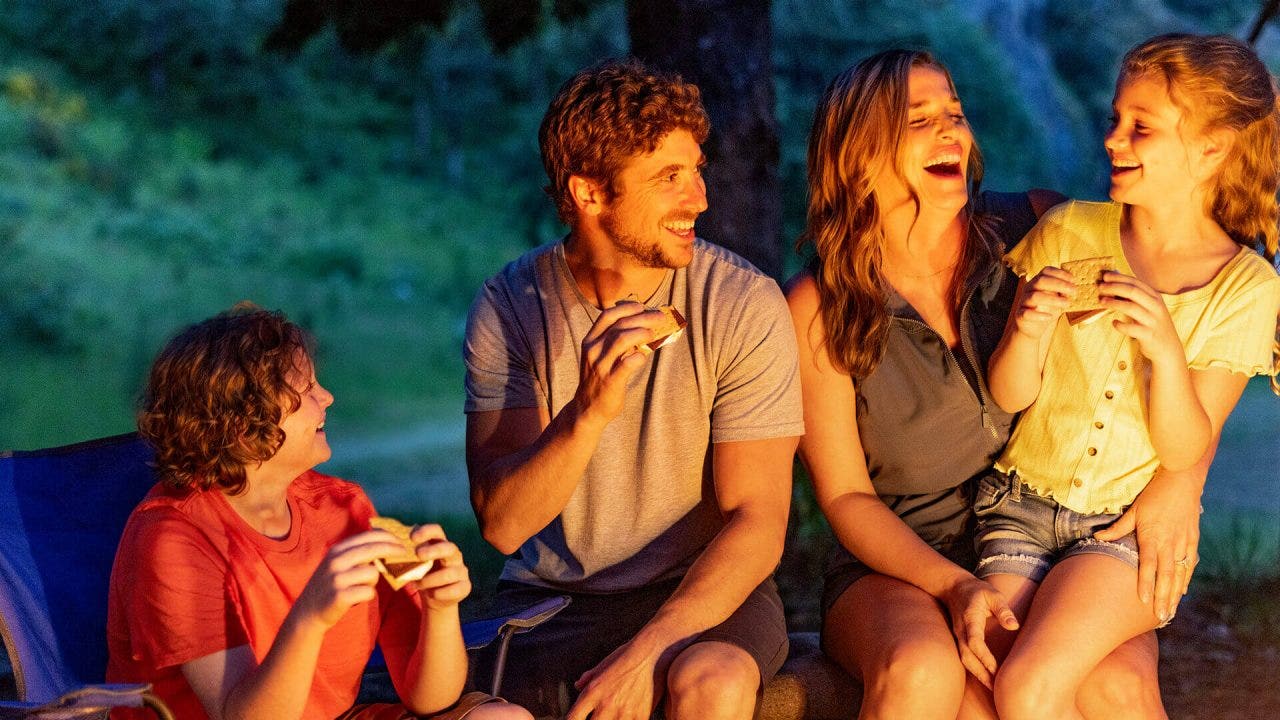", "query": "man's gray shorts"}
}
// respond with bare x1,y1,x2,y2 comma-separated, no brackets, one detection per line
471,576,788,717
